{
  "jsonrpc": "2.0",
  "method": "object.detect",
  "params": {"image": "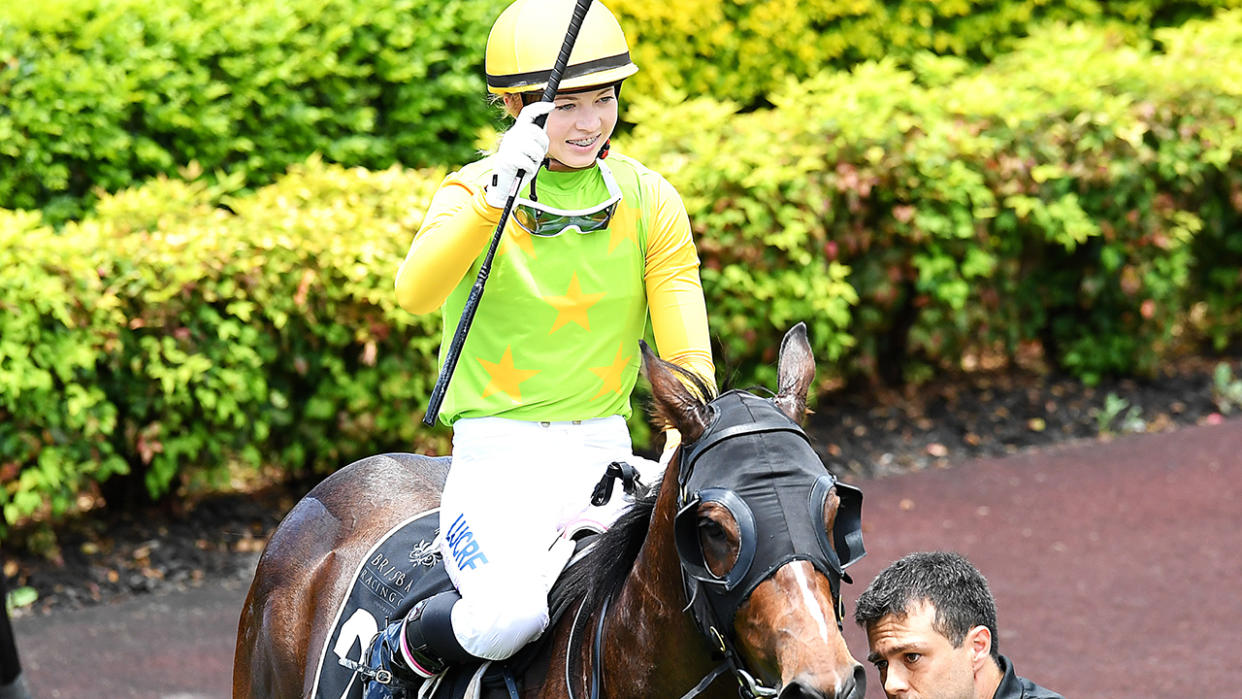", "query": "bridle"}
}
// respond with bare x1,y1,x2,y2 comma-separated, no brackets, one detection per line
568,389,866,699
671,390,866,698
